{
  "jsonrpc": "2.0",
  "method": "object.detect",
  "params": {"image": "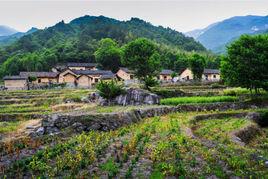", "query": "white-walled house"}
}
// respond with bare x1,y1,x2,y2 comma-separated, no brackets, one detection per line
180,68,220,81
